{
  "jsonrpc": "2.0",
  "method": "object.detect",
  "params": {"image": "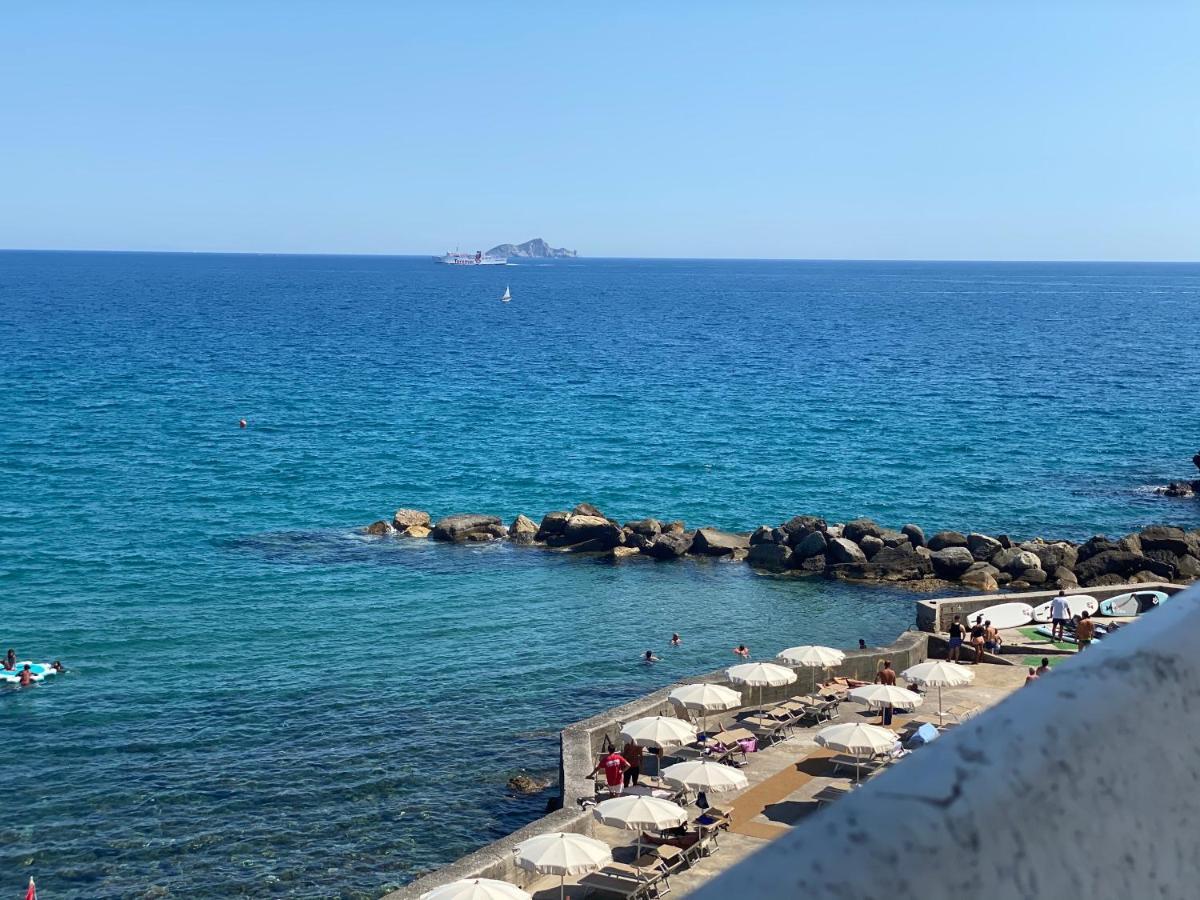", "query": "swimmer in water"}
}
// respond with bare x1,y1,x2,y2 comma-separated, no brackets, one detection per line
733,644,750,659
239,418,247,429
18,665,34,687
643,650,660,663
50,660,66,674
858,639,867,650
670,633,681,647
3,649,14,671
